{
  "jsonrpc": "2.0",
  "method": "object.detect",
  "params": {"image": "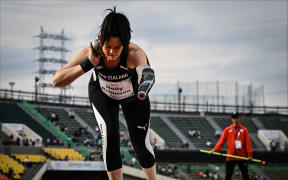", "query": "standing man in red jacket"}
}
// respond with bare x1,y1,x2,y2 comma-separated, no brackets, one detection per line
210,112,253,180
